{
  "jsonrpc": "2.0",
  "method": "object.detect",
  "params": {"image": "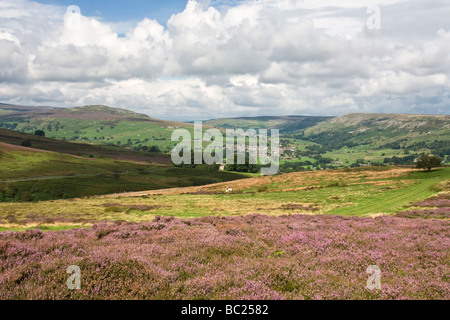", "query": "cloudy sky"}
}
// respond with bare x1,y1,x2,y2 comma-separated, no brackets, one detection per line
0,0,449,120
